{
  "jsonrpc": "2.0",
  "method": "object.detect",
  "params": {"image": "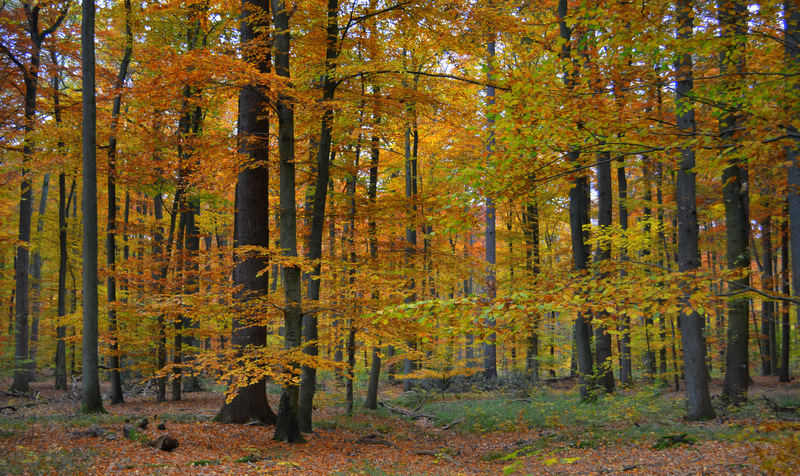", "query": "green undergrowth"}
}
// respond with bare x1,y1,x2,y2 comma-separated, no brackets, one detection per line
371,383,794,449
0,446,99,475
